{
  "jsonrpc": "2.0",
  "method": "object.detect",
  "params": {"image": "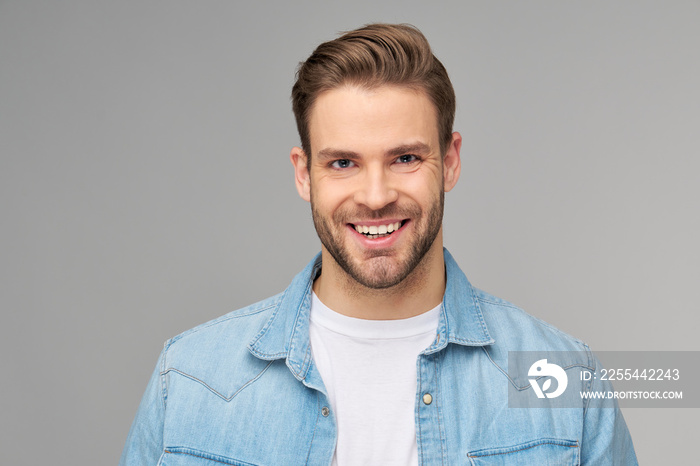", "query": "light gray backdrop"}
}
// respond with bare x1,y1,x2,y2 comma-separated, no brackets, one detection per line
2,1,698,464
